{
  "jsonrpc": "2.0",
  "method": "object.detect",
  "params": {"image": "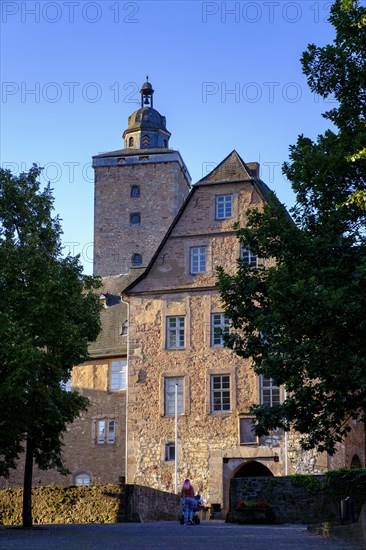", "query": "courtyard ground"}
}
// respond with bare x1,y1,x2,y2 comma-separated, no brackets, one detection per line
0,521,363,550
